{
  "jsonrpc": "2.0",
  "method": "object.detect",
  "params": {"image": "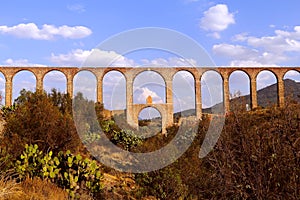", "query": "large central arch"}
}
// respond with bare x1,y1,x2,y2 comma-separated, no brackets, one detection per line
131,103,168,134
